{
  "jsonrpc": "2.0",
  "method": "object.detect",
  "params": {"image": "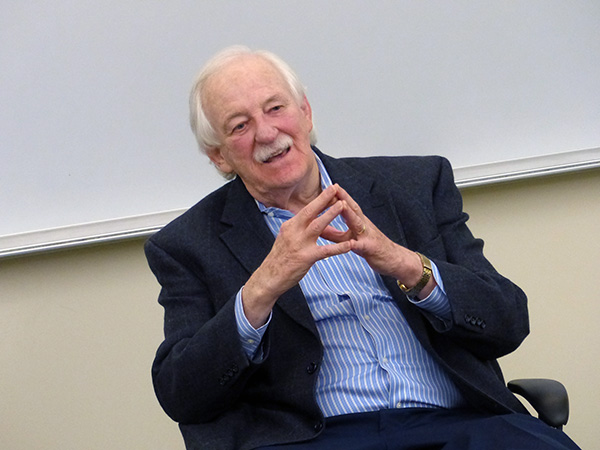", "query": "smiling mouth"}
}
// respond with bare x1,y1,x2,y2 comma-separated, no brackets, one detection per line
264,146,291,163
254,134,294,164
